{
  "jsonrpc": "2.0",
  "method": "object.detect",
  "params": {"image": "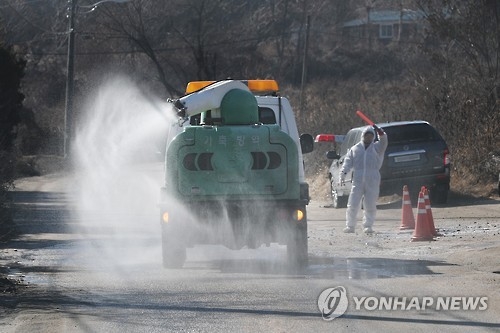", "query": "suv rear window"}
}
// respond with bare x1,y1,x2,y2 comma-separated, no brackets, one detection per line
384,124,442,145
